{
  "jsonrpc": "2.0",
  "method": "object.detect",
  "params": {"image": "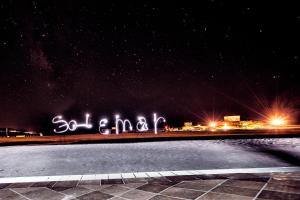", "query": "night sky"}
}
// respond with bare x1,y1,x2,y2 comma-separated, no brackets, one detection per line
0,1,299,132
